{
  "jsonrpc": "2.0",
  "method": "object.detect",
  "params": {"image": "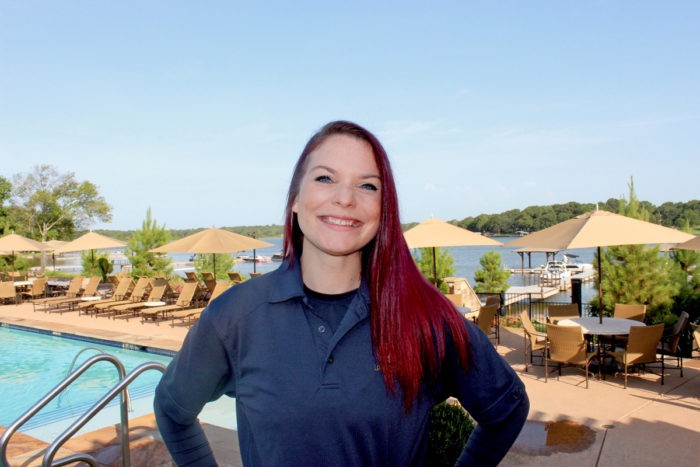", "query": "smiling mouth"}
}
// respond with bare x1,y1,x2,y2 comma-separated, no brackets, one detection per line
321,216,361,227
